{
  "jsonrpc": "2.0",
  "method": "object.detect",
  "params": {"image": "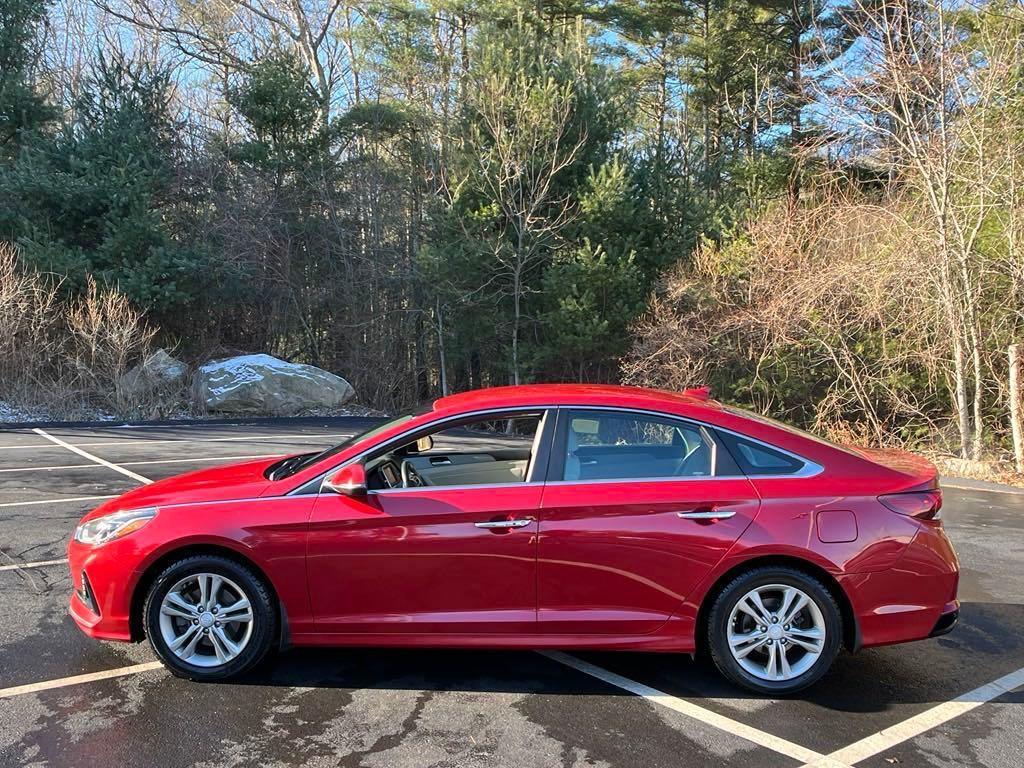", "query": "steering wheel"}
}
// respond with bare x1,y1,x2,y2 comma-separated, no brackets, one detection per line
400,460,425,488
